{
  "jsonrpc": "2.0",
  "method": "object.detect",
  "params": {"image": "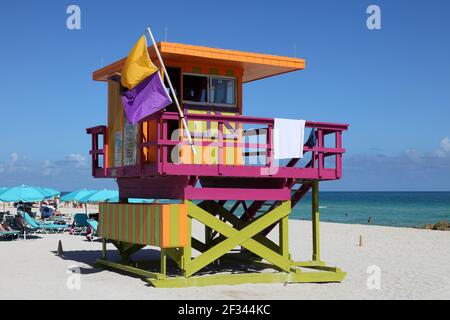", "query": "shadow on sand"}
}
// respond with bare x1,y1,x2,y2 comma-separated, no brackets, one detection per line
51,247,162,277
51,245,271,282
